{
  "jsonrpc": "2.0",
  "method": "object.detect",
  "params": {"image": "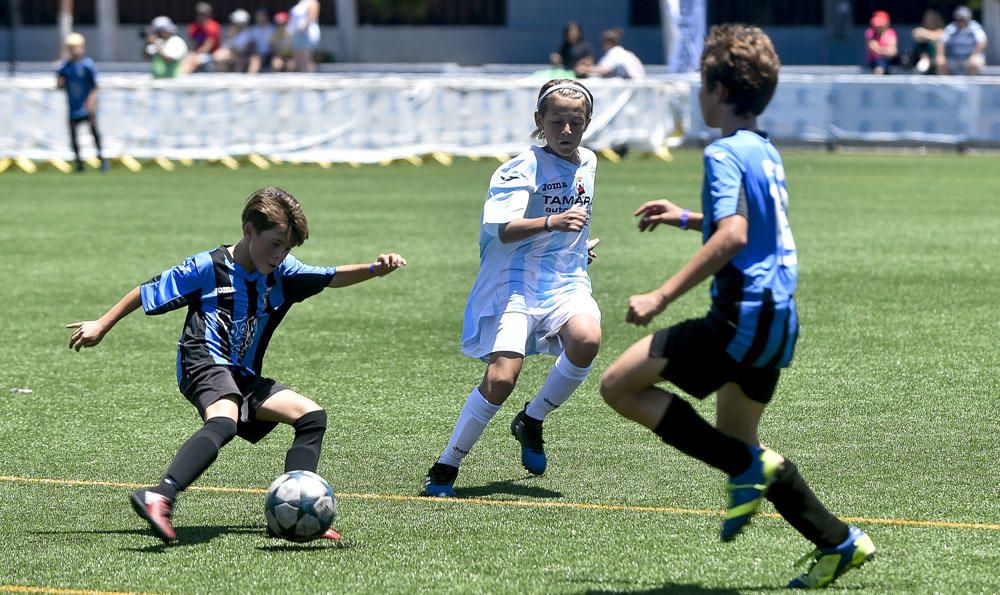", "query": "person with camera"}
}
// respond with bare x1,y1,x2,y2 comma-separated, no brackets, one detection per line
143,16,189,79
